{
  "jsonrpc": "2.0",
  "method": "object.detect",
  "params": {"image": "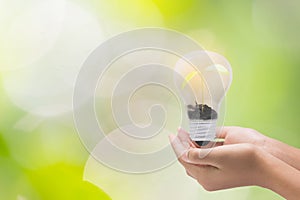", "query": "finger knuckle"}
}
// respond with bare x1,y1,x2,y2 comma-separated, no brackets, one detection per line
242,144,257,158
186,170,192,177
178,158,187,167
188,149,199,161
203,185,216,192
244,127,255,133
198,180,216,192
